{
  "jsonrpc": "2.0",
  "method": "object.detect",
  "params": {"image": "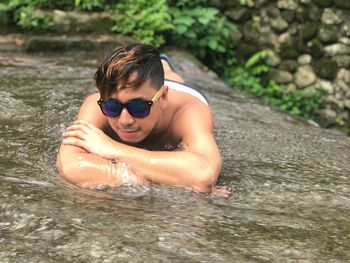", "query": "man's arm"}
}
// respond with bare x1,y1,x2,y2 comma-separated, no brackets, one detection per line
62,102,222,193
56,93,145,187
